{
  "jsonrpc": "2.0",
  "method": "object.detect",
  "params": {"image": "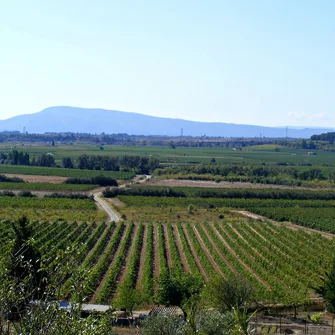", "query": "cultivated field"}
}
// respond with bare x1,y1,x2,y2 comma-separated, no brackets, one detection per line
0,218,331,306
0,197,107,221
